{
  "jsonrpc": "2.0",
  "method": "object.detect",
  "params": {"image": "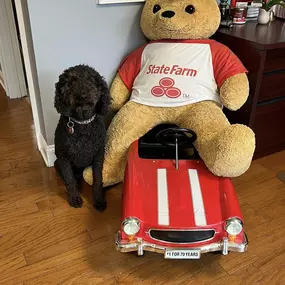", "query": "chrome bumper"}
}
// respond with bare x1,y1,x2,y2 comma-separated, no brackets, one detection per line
115,231,248,256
